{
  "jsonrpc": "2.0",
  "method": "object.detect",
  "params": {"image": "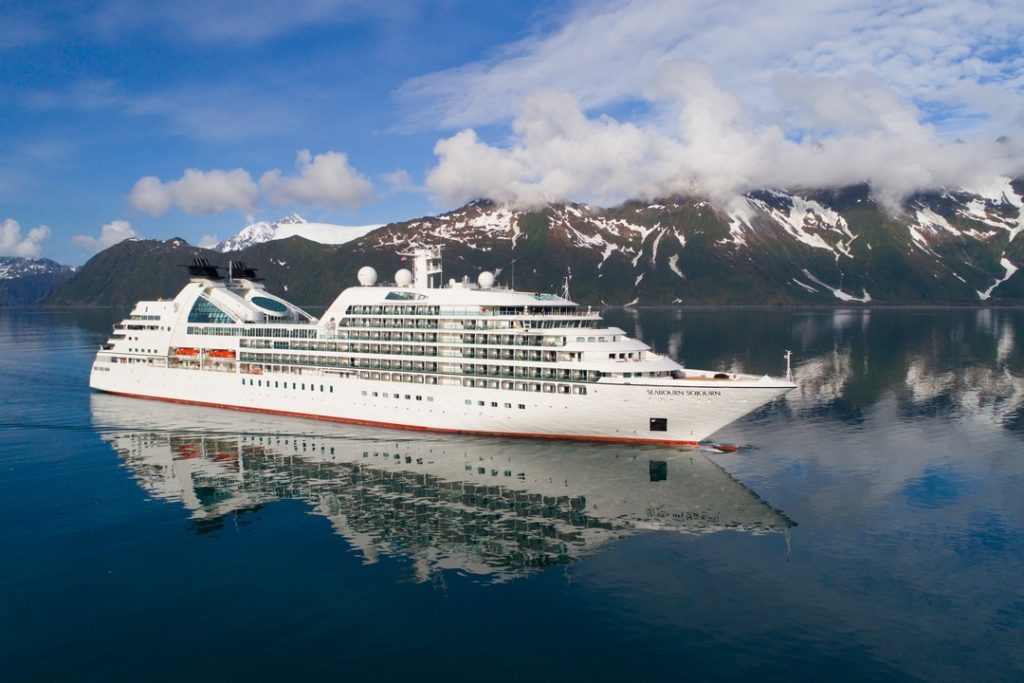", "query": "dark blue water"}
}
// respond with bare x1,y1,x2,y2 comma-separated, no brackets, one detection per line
2,307,1022,682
